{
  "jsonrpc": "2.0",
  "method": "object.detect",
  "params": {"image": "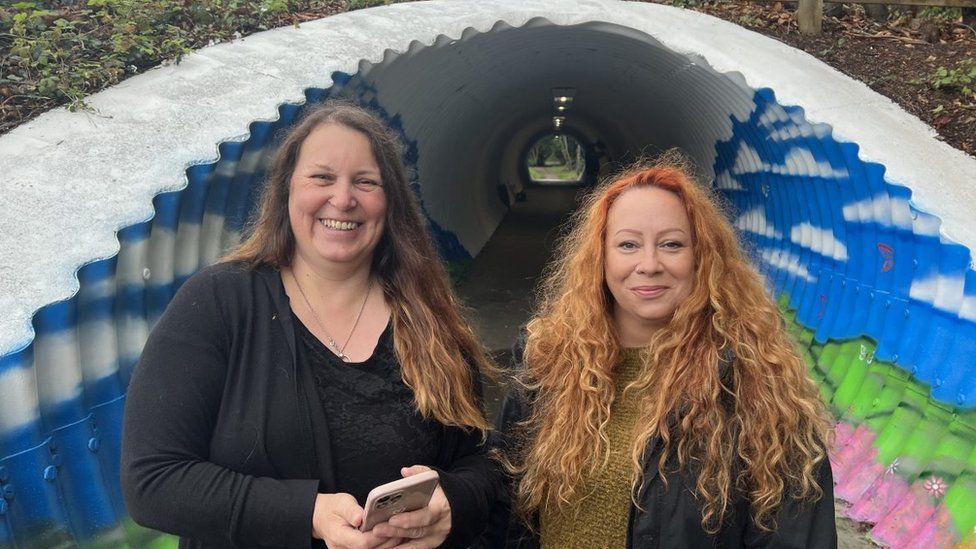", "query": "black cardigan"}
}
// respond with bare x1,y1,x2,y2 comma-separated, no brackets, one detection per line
121,262,497,548
486,342,838,549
